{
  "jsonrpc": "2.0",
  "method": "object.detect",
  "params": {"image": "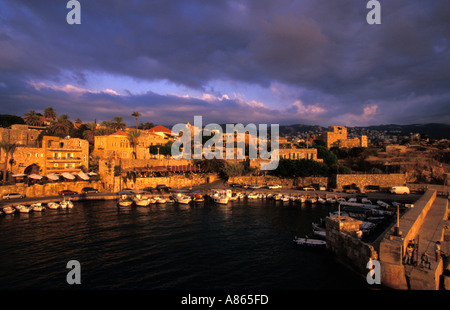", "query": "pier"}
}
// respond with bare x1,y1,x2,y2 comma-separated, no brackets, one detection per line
326,189,450,289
